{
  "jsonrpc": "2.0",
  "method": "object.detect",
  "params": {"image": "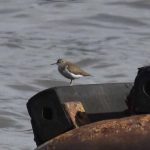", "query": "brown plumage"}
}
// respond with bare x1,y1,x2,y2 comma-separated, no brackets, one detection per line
65,61,91,76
